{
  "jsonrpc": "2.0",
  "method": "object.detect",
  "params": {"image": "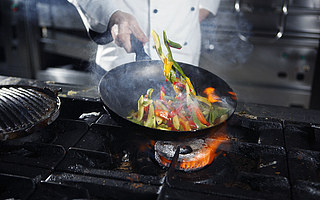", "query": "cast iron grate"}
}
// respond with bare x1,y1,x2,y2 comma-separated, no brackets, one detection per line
285,123,320,200
0,174,35,199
